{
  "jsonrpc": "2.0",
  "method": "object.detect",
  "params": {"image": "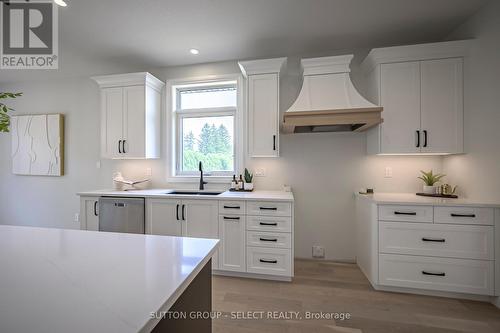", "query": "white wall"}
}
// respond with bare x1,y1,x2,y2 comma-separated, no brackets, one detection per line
0,56,443,261
442,0,500,202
